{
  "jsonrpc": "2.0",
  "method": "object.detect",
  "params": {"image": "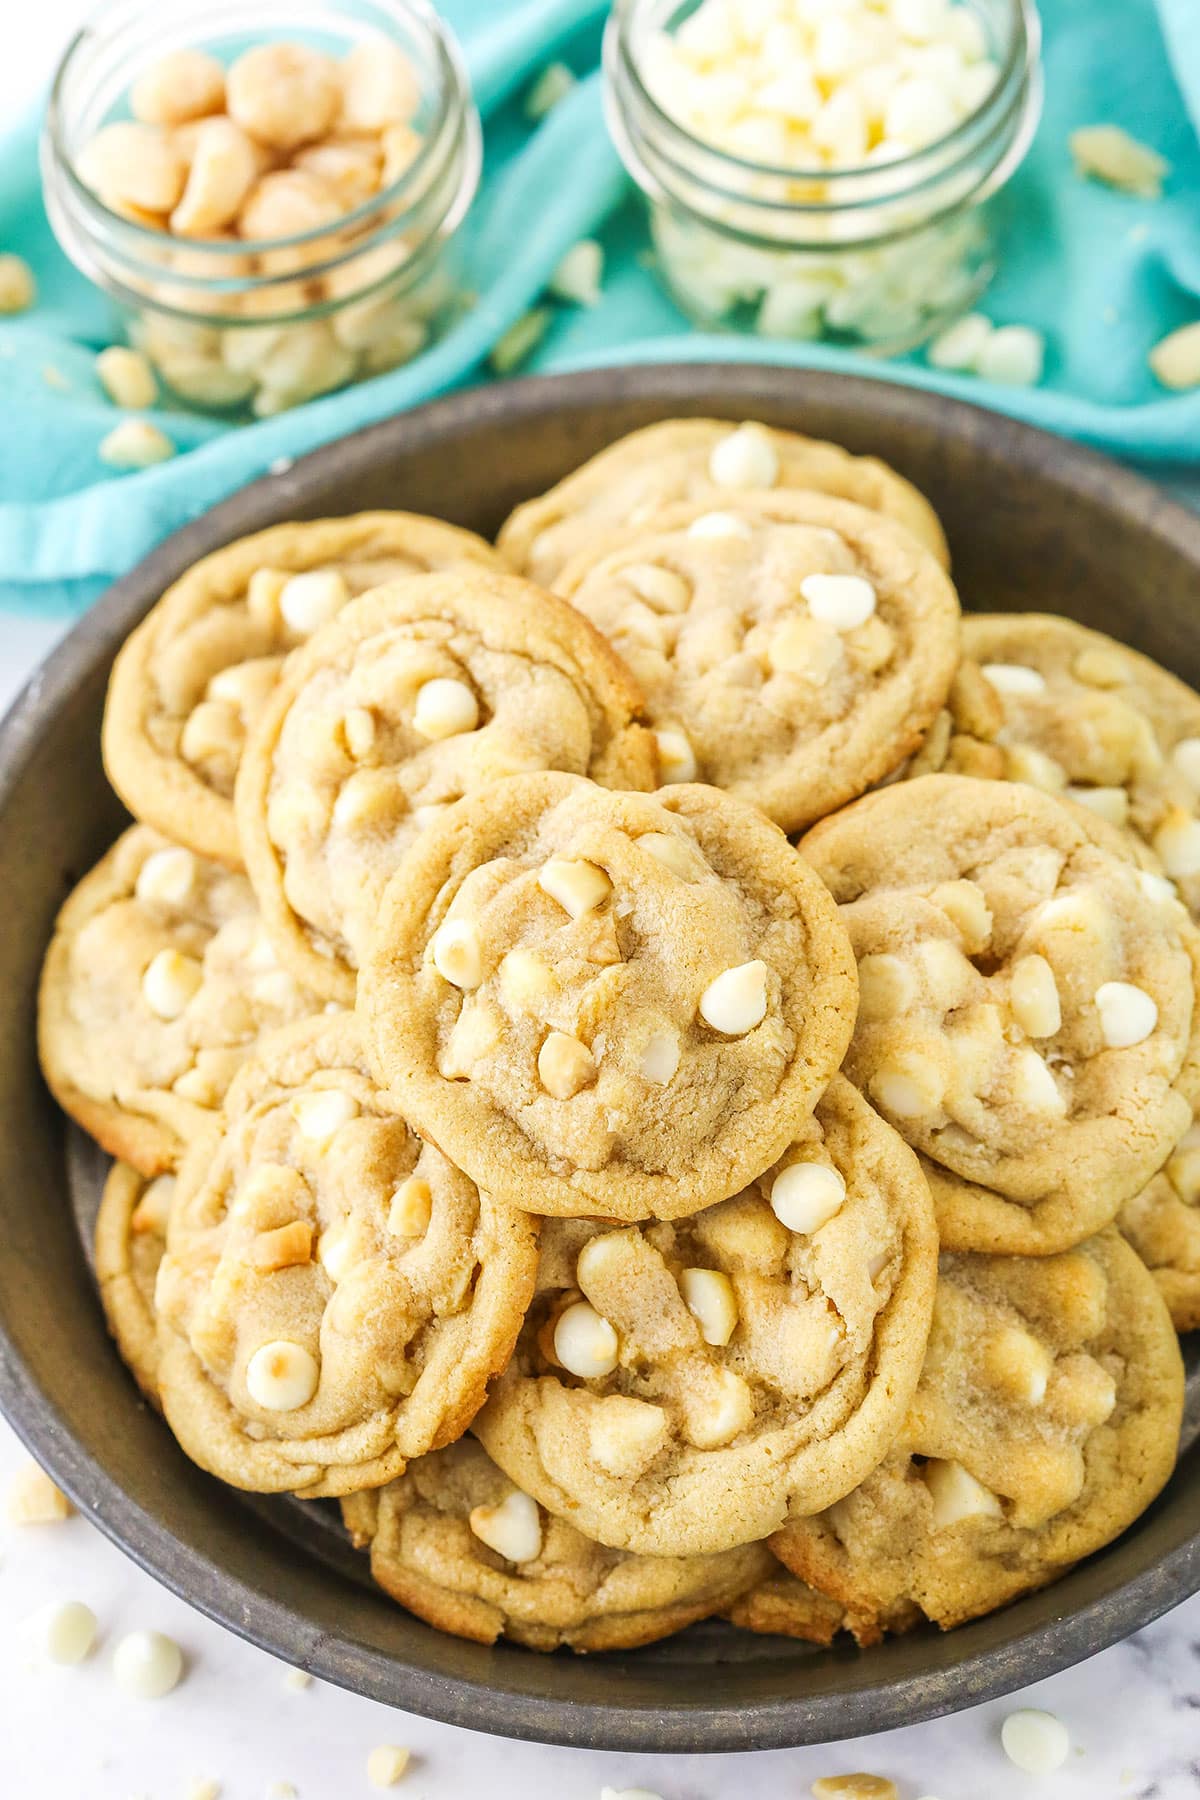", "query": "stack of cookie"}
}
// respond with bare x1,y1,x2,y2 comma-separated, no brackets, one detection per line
38,417,1194,1657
